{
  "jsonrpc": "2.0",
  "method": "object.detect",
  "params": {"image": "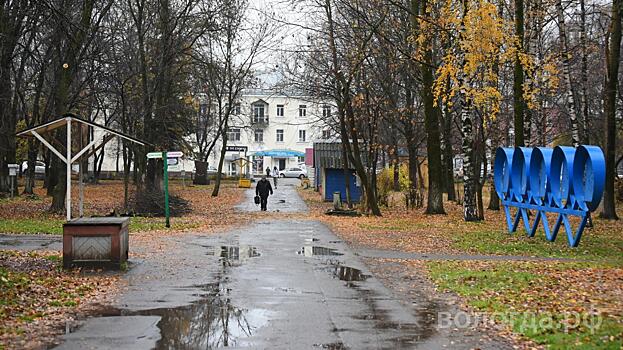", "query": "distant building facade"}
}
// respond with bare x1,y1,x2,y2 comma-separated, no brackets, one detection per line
219,90,330,176
95,89,333,177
